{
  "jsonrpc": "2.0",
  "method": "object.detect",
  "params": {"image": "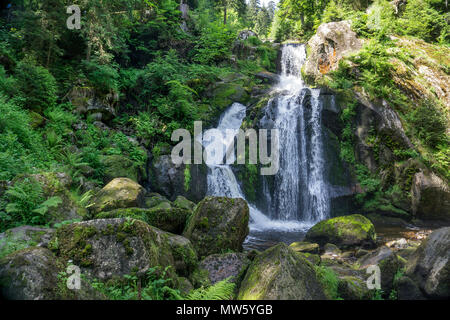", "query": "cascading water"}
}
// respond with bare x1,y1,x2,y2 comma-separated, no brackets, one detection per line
262,44,330,223
202,44,331,248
